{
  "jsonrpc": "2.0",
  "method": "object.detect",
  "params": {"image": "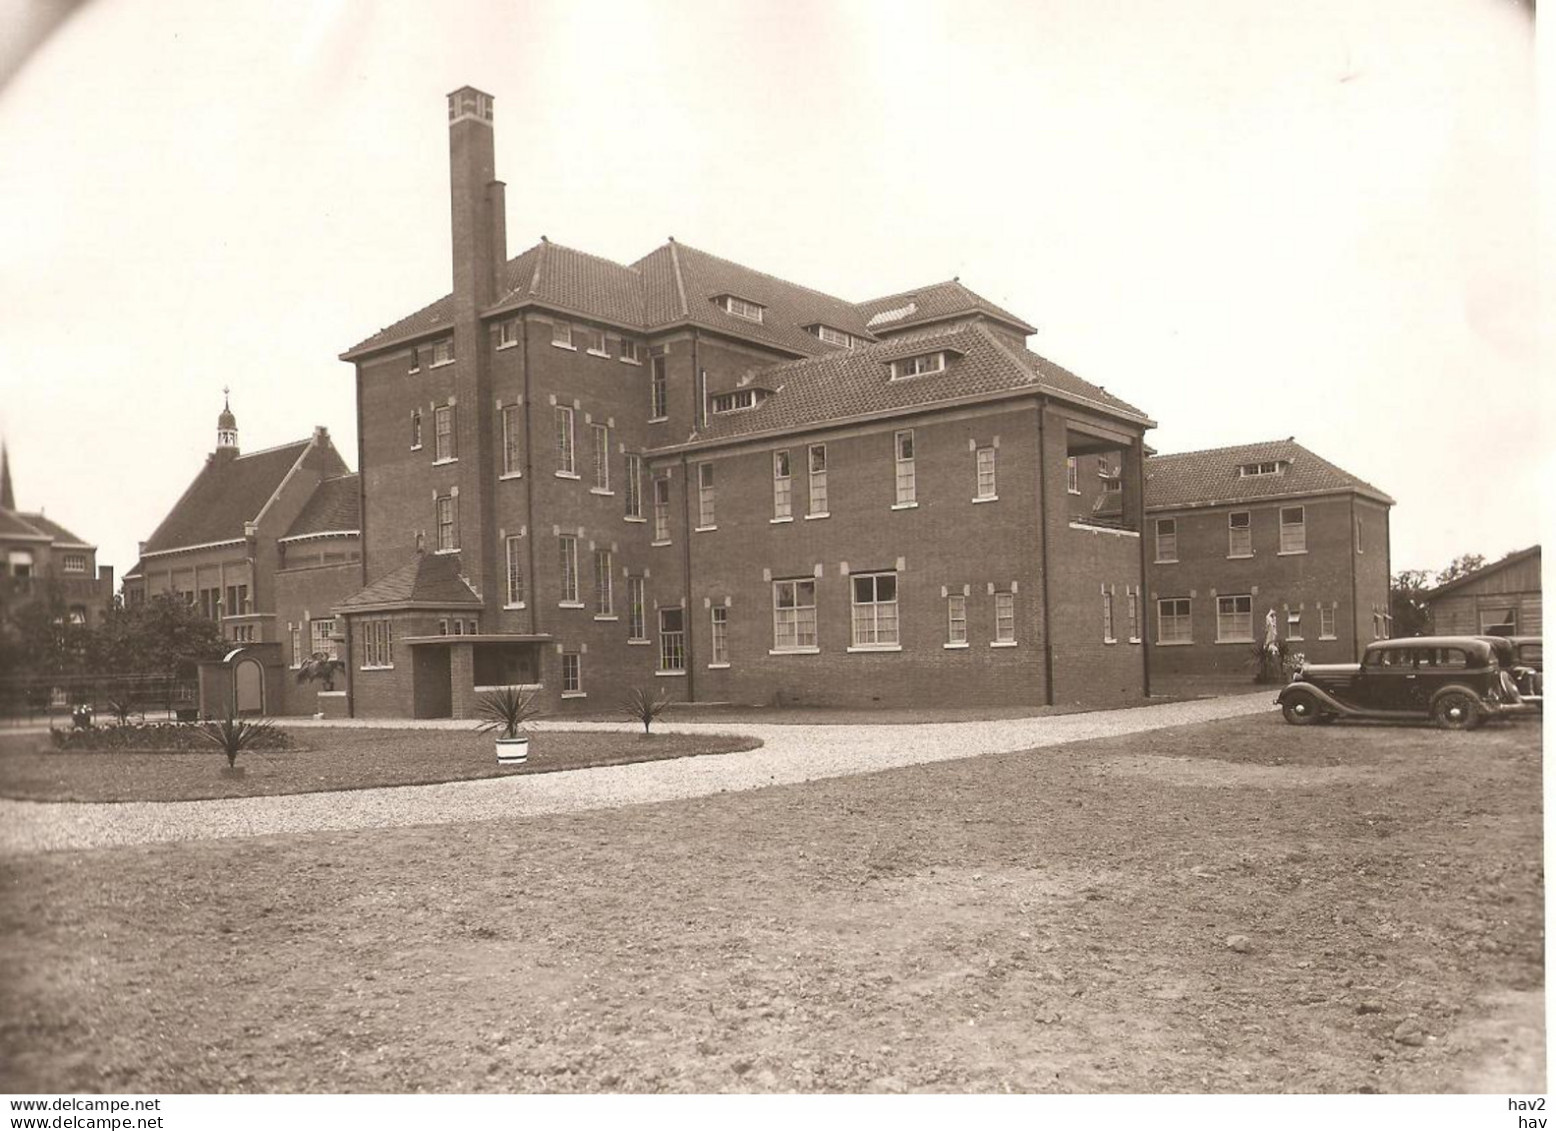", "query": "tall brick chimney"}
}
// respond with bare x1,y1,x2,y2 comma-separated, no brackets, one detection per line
447,86,506,317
